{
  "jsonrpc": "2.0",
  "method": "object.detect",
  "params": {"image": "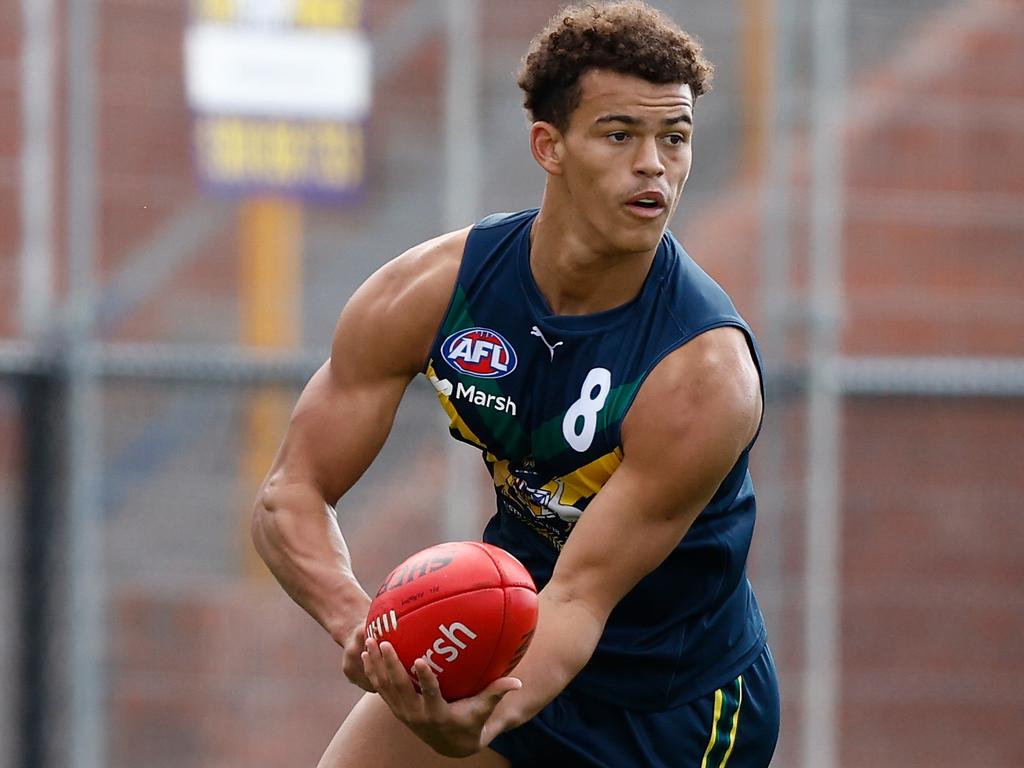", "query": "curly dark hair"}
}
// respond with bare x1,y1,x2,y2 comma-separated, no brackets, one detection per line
517,1,714,130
